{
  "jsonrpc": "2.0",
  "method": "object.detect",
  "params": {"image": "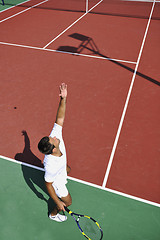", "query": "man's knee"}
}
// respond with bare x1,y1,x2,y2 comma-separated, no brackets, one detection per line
62,193,72,207
68,196,72,207
66,193,72,207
